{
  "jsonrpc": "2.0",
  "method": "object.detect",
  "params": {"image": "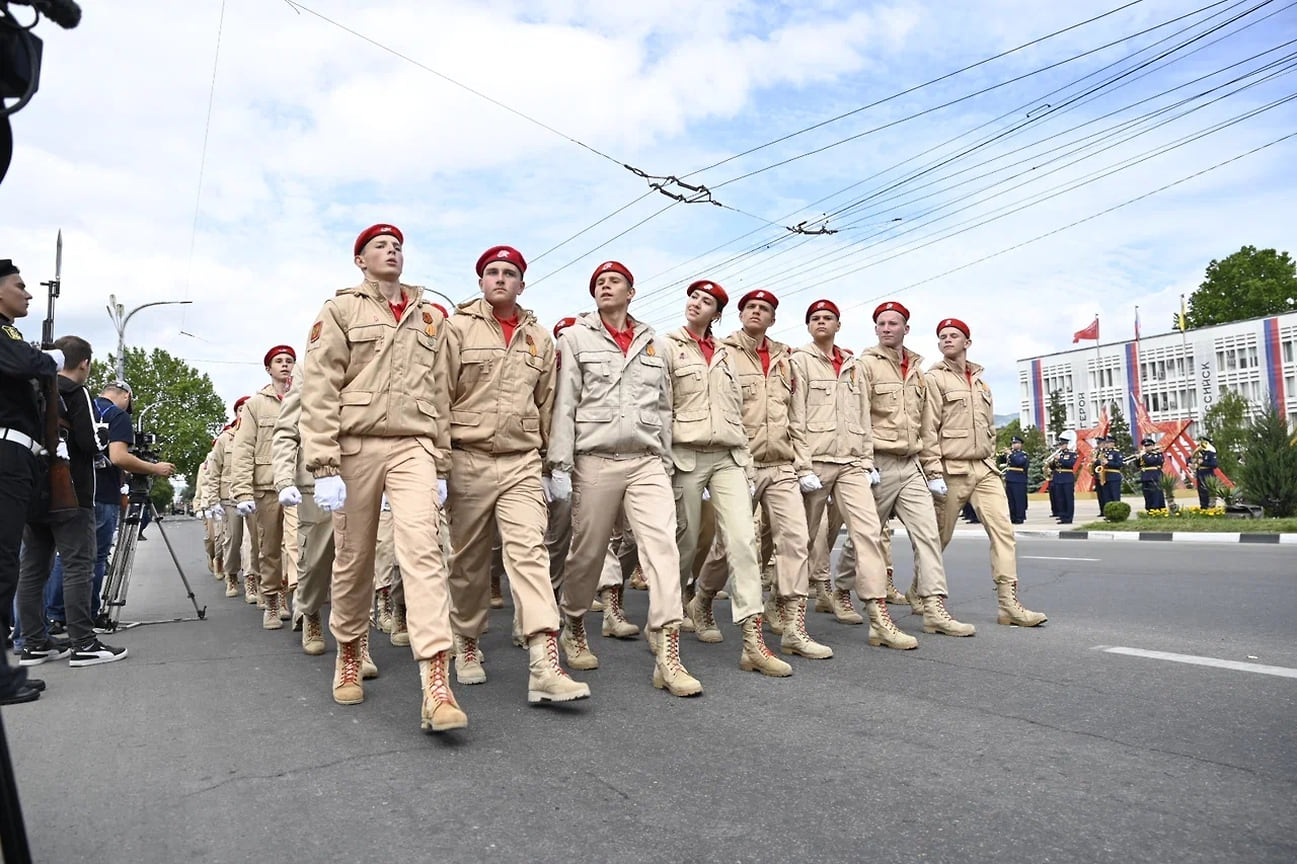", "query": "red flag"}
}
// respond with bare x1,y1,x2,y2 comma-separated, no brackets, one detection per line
1072,317,1099,343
